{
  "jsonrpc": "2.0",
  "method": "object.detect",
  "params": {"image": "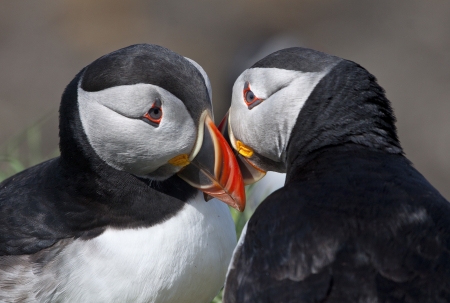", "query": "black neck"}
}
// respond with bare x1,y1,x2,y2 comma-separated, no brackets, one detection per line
286,60,402,177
